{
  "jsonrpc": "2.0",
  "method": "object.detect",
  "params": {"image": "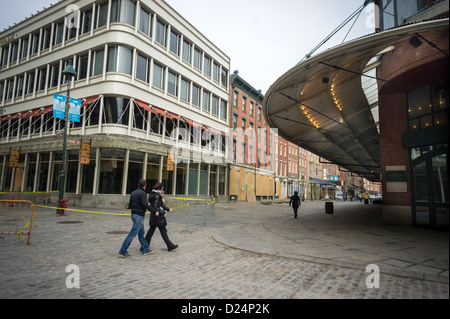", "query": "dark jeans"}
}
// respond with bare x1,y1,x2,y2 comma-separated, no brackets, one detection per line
145,225,176,250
